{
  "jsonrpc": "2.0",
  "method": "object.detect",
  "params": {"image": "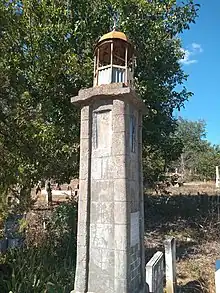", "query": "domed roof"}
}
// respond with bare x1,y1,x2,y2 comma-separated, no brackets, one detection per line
98,30,129,43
